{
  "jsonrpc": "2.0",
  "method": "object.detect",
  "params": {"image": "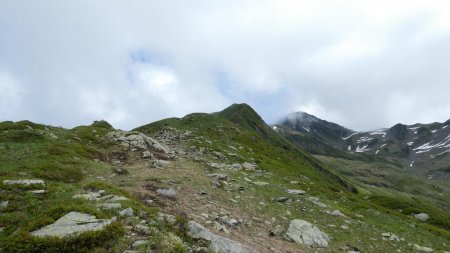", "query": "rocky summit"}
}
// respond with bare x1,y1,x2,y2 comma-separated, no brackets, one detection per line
0,104,449,253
